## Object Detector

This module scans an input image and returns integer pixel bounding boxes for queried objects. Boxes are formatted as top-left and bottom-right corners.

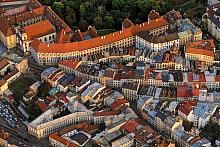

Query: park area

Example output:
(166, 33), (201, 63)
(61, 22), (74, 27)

(9, 75), (37, 105)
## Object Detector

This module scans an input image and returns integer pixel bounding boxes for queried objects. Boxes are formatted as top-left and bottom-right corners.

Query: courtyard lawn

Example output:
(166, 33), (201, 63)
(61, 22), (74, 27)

(97, 29), (117, 36)
(9, 75), (36, 104)
(179, 0), (195, 11)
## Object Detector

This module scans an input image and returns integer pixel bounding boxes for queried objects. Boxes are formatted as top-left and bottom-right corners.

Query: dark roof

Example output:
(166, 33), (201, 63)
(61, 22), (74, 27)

(156, 112), (167, 121)
(70, 133), (89, 145)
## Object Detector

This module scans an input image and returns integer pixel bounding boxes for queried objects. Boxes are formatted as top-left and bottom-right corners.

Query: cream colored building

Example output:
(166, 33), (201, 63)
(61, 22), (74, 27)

(0, 80), (8, 95)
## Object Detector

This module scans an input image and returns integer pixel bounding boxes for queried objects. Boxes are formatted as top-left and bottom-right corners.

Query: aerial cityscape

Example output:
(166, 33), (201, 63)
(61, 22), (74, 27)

(0, 0), (220, 146)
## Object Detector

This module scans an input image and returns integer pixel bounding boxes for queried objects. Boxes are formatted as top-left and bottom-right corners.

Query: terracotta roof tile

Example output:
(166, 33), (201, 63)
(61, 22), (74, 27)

(0, 80), (7, 87)
(111, 98), (129, 109)
(178, 101), (197, 115)
(121, 119), (139, 133)
(122, 18), (134, 29)
(58, 60), (81, 69)
(185, 40), (215, 57)
(24, 20), (56, 40)
(32, 17), (168, 53)
(55, 29), (70, 43)
(0, 18), (14, 37)
(148, 10), (160, 20)
(93, 111), (117, 117)
(0, 59), (10, 70)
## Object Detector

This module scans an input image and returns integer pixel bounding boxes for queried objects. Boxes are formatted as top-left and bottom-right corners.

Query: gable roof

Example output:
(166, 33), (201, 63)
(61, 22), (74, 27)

(32, 17), (168, 53)
(24, 20), (55, 40)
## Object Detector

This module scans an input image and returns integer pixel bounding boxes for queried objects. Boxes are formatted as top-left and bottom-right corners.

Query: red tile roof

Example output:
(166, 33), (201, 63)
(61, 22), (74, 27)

(178, 101), (197, 115)
(199, 73), (206, 82)
(111, 98), (129, 109)
(55, 29), (70, 43)
(38, 101), (49, 112)
(121, 119), (139, 133)
(177, 86), (192, 98)
(49, 133), (78, 147)
(185, 40), (215, 57)
(0, 80), (7, 87)
(24, 20), (55, 40)
(0, 18), (13, 36)
(0, 59), (10, 70)
(216, 75), (220, 82)
(188, 72), (193, 82)
(193, 88), (199, 97)
(58, 60), (81, 69)
(32, 17), (168, 53)
(93, 111), (117, 117)
(148, 10), (160, 20)
(60, 96), (69, 104)
(5, 6), (45, 25)
(122, 18), (134, 29)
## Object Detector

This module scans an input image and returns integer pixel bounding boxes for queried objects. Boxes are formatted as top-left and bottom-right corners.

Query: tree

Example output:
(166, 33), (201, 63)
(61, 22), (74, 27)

(51, 2), (64, 18)
(200, 121), (220, 145)
(93, 16), (102, 29)
(103, 16), (114, 28)
(182, 119), (193, 132)
(110, 10), (121, 20)
(41, 0), (55, 5)
(38, 82), (51, 97)
(112, 0), (125, 10)
(97, 6), (106, 17)
(79, 4), (86, 18)
(115, 18), (123, 30)
(78, 18), (89, 32)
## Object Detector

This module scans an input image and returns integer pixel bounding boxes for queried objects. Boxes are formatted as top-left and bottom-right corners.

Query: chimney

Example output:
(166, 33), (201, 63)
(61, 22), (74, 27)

(113, 33), (114, 36)
(47, 44), (49, 47)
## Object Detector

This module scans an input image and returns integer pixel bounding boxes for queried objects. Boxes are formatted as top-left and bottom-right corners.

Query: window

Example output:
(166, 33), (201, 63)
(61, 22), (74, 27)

(45, 38), (47, 42)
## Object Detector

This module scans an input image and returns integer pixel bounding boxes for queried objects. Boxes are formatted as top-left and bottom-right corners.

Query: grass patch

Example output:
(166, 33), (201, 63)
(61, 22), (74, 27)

(9, 75), (36, 104)
(179, 0), (195, 11)
(97, 29), (117, 36)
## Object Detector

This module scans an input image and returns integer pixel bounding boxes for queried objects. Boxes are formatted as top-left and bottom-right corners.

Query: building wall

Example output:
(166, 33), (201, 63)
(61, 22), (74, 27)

(32, 36), (135, 65)
(185, 53), (214, 64)
(208, 18), (220, 41)
(0, 82), (8, 94)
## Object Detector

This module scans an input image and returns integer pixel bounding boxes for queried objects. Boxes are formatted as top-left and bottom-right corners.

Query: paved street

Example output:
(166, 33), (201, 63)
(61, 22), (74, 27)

(0, 43), (6, 56)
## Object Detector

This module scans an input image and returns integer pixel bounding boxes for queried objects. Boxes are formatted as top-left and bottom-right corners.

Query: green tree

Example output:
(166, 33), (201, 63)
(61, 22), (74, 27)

(200, 121), (220, 144)
(79, 4), (86, 18)
(182, 120), (193, 132)
(93, 16), (102, 29)
(78, 18), (89, 31)
(51, 2), (64, 18)
(97, 6), (106, 17)
(103, 16), (114, 28)
(41, 0), (55, 5)
(110, 10), (121, 20)
(112, 0), (125, 10)
(38, 82), (51, 97)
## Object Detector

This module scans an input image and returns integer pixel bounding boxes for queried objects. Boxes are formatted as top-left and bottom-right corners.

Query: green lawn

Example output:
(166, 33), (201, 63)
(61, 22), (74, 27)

(9, 76), (36, 104)
(97, 29), (117, 36)
(179, 0), (196, 11)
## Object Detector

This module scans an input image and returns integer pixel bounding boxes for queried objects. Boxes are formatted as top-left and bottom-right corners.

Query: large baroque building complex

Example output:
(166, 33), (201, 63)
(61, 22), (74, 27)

(0, 1), (202, 65)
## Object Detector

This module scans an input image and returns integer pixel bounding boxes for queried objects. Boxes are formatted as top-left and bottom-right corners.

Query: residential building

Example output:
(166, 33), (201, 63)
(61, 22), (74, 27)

(204, 4), (220, 41)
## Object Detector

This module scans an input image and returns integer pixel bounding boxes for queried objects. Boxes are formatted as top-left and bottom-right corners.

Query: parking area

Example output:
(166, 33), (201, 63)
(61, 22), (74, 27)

(0, 101), (19, 128)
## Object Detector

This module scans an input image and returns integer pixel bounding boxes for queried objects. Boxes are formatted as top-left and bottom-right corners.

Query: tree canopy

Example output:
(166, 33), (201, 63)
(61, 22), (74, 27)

(40, 0), (178, 31)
